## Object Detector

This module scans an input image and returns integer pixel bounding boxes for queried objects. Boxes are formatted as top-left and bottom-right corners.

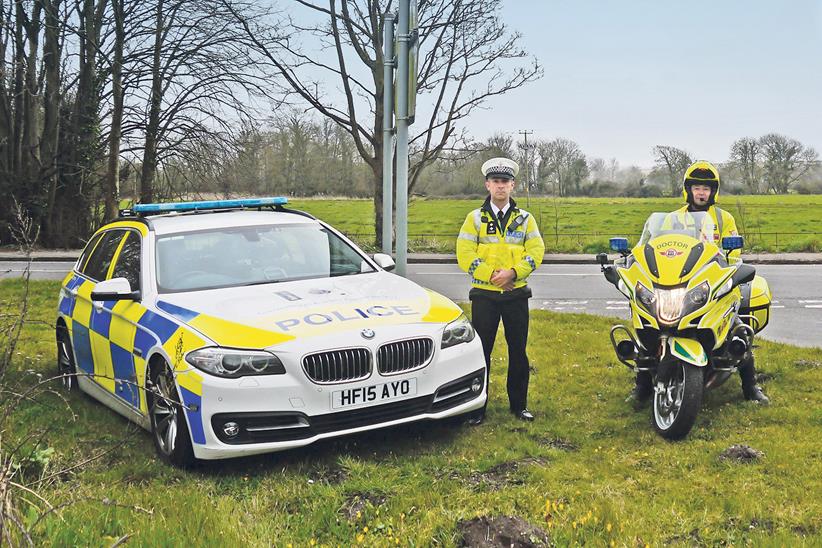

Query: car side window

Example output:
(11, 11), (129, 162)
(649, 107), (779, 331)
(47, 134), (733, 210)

(82, 230), (126, 282)
(76, 232), (104, 273)
(111, 231), (142, 291)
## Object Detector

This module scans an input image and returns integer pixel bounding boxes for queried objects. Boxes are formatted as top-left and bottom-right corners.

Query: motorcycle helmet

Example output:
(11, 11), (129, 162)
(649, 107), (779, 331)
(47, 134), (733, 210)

(682, 160), (721, 206)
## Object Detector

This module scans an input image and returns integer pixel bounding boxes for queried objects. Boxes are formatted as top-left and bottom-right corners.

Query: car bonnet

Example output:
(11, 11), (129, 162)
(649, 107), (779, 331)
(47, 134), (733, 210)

(152, 272), (463, 348)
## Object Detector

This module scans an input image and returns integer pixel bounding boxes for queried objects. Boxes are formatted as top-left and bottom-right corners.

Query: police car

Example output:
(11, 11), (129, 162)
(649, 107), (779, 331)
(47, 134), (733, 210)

(56, 197), (486, 466)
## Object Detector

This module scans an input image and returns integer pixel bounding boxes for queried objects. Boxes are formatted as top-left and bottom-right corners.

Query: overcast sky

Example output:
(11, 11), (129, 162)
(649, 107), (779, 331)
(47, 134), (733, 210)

(461, 0), (822, 167)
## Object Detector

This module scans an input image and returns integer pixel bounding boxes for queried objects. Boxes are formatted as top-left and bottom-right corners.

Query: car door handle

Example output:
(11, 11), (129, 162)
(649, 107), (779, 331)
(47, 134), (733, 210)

(69, 289), (78, 297)
(93, 301), (103, 312)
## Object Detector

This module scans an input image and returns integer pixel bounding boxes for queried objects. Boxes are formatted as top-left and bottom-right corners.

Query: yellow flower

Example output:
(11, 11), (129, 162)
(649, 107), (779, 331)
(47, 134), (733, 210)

(310, 540), (316, 546)
(607, 523), (612, 532)
(356, 511), (362, 520)
(559, 503), (565, 511)
(357, 534), (364, 543)
(572, 521), (577, 529)
(363, 527), (369, 533)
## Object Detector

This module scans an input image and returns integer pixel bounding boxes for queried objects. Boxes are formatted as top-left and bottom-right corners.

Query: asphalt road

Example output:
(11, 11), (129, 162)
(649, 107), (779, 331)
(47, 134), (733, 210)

(405, 263), (822, 350)
(3, 260), (820, 349)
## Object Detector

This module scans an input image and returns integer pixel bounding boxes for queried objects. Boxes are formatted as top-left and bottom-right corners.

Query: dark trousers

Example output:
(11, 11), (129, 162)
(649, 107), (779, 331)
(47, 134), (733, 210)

(470, 292), (531, 414)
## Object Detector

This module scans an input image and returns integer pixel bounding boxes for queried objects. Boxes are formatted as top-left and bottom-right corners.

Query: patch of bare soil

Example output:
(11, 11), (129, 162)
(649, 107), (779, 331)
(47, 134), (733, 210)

(339, 491), (387, 521)
(308, 464), (348, 485)
(457, 515), (550, 547)
(537, 437), (578, 452)
(460, 457), (548, 490)
(719, 444), (764, 462)
(795, 359), (822, 369)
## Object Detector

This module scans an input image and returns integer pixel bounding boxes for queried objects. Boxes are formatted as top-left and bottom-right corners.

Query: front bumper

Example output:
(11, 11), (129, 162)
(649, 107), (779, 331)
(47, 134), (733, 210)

(186, 335), (486, 460)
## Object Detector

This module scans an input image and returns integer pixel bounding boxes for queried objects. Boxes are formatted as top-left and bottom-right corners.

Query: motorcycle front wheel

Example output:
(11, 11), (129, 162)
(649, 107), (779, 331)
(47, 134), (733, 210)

(652, 361), (703, 440)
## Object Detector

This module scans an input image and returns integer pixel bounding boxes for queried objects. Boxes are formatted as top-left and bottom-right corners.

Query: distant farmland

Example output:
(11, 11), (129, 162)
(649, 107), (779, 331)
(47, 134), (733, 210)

(288, 195), (822, 253)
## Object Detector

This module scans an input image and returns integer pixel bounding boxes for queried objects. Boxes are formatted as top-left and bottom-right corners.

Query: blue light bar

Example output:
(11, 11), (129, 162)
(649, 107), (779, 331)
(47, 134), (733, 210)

(610, 237), (629, 252)
(721, 235), (744, 251)
(133, 197), (288, 214)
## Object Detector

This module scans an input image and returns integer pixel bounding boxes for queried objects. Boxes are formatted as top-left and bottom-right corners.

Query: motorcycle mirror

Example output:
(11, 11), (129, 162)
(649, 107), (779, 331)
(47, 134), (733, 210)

(596, 252), (609, 266)
(609, 237), (629, 252)
(721, 235), (744, 251)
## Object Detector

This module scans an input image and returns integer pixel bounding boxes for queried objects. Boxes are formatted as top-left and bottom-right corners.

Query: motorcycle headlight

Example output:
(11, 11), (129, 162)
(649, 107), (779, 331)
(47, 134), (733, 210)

(442, 314), (476, 349)
(635, 282), (656, 315)
(681, 281), (710, 318)
(656, 286), (688, 325)
(185, 347), (286, 378)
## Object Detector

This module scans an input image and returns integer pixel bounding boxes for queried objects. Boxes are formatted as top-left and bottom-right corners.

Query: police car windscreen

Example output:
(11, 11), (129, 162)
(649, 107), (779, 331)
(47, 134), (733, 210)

(155, 224), (375, 292)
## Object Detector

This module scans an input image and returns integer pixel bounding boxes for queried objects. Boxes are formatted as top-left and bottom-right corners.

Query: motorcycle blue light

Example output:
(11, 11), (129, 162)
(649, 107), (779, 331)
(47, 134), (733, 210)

(133, 196), (288, 213)
(610, 237), (629, 252)
(721, 235), (744, 251)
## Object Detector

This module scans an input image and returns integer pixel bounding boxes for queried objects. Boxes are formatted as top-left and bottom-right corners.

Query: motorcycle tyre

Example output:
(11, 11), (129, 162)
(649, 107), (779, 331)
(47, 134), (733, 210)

(651, 361), (703, 441)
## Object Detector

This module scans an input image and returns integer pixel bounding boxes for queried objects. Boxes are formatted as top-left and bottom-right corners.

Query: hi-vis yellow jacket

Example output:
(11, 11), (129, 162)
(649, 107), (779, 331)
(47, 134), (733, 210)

(456, 197), (545, 291)
(673, 205), (741, 262)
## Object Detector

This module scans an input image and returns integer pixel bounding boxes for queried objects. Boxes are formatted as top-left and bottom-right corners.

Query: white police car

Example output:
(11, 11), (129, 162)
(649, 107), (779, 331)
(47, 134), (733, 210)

(56, 198), (486, 466)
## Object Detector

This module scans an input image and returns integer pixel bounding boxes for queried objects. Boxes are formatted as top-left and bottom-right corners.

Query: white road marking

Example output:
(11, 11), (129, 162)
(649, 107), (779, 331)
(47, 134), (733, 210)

(606, 306), (628, 310)
(606, 300), (626, 305)
(799, 300), (822, 304)
(805, 305), (822, 309)
(771, 305), (785, 308)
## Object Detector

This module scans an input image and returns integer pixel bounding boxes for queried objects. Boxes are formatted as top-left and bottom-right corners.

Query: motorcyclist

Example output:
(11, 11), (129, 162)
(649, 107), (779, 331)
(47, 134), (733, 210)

(628, 160), (769, 404)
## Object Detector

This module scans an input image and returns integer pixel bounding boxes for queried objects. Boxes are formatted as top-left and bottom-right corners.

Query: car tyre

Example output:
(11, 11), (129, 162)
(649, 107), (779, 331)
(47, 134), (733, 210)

(56, 324), (77, 392)
(148, 360), (196, 468)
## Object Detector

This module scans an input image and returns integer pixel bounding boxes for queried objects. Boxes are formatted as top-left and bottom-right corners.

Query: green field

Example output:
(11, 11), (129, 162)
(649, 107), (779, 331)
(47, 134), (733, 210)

(286, 195), (822, 254)
(4, 279), (822, 545)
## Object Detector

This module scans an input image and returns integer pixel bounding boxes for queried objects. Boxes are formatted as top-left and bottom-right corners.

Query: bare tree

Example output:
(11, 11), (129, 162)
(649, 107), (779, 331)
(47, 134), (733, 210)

(537, 138), (587, 197)
(729, 137), (762, 194)
(221, 0), (541, 247)
(758, 133), (819, 194)
(652, 145), (692, 197)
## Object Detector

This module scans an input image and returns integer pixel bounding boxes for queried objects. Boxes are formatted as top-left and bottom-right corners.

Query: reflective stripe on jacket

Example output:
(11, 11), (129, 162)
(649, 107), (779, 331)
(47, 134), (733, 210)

(456, 197), (545, 291)
(674, 205), (741, 262)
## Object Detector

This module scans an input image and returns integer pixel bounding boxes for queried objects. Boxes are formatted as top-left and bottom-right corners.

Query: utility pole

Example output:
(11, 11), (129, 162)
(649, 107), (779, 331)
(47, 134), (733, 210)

(395, 0), (410, 276)
(381, 14), (395, 256)
(518, 129), (534, 207)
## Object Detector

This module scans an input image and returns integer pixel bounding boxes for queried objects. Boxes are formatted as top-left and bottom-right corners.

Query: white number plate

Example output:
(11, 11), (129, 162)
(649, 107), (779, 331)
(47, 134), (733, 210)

(332, 378), (418, 409)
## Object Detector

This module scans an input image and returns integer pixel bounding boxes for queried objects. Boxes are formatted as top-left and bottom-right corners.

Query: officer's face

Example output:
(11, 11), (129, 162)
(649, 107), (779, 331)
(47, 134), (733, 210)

(485, 177), (514, 202)
(691, 184), (712, 206)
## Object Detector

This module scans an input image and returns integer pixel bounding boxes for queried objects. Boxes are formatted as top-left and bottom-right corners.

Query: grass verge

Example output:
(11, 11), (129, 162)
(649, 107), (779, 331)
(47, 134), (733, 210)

(3, 279), (822, 546)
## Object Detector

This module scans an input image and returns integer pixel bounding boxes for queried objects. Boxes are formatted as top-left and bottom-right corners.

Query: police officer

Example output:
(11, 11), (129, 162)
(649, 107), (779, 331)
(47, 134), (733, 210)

(628, 160), (769, 404)
(456, 158), (545, 424)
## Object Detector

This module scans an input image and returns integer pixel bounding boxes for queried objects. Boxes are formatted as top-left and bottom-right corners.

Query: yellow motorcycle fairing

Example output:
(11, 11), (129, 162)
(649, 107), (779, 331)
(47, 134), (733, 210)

(617, 233), (744, 345)
(668, 337), (708, 367)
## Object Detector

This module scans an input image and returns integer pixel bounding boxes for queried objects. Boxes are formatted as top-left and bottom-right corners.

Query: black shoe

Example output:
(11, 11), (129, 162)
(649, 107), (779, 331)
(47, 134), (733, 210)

(513, 409), (534, 422)
(467, 414), (485, 426)
(743, 384), (770, 405)
(626, 383), (652, 404)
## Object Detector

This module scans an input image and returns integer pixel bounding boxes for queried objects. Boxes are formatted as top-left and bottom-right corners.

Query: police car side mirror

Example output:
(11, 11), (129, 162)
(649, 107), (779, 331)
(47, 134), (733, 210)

(372, 253), (396, 272)
(91, 277), (140, 302)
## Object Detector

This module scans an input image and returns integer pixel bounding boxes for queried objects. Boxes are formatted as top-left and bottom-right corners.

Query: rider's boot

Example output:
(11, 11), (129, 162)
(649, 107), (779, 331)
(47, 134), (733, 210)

(626, 371), (653, 404)
(739, 355), (769, 404)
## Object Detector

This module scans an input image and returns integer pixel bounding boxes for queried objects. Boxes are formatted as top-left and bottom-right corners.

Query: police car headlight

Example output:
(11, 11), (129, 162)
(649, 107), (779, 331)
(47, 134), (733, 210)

(441, 314), (475, 349)
(185, 347), (286, 378)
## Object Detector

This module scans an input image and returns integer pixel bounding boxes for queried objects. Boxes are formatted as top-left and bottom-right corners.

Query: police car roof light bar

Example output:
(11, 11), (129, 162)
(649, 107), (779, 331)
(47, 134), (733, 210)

(132, 197), (288, 215)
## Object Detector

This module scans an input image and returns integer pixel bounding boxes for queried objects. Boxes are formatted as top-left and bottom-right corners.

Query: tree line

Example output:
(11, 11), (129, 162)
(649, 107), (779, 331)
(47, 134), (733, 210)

(0, 0), (540, 248)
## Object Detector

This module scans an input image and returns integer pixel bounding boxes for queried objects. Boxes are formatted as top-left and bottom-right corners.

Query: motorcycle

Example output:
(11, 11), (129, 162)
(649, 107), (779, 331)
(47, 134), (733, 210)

(597, 211), (772, 439)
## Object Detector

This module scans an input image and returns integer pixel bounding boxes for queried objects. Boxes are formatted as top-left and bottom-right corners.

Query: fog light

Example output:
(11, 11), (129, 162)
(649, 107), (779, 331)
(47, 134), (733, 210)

(471, 377), (482, 393)
(616, 340), (637, 360)
(223, 421), (240, 438)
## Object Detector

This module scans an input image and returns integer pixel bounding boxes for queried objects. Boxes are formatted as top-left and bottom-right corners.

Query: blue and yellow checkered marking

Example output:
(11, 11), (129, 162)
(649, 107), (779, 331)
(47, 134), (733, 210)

(137, 310), (180, 345)
(110, 343), (139, 407)
(157, 301), (200, 322)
